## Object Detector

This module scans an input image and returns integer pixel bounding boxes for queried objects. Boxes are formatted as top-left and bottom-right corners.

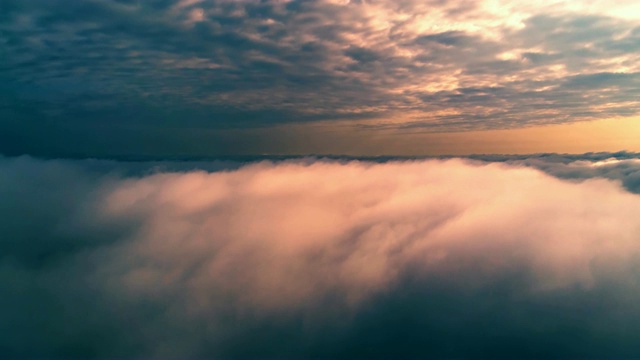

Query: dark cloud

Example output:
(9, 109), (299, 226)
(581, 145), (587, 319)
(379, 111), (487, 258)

(2, 0), (640, 156)
(4, 154), (640, 357)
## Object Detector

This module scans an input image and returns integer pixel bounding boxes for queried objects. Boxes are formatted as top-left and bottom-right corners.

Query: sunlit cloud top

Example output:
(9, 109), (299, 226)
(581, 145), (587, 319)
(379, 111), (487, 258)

(2, 0), (640, 155)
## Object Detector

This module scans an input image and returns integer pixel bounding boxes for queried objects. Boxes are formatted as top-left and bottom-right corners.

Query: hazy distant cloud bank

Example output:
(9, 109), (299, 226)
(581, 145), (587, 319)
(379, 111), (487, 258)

(4, 154), (640, 357)
(472, 151), (640, 193)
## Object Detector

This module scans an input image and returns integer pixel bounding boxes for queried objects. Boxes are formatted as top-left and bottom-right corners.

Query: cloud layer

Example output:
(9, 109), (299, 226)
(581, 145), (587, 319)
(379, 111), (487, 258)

(3, 0), (640, 155)
(4, 154), (640, 357)
(472, 151), (640, 193)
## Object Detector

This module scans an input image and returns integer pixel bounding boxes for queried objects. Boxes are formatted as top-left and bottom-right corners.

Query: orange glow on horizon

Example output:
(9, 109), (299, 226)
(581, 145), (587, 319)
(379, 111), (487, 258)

(248, 116), (640, 156)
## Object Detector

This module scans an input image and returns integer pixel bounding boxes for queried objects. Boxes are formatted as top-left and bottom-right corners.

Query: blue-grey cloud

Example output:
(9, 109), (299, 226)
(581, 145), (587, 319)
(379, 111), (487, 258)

(2, 0), (640, 156)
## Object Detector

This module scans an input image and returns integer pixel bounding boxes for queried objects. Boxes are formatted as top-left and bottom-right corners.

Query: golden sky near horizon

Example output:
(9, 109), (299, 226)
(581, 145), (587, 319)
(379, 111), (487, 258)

(226, 116), (640, 156)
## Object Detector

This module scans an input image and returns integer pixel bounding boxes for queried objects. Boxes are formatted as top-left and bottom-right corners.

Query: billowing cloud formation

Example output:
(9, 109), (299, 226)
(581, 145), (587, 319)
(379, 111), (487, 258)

(3, 0), (640, 156)
(4, 155), (640, 357)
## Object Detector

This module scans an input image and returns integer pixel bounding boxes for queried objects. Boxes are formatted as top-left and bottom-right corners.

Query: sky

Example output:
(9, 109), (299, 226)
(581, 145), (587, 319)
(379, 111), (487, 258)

(2, 0), (640, 156)
(6, 2), (640, 358)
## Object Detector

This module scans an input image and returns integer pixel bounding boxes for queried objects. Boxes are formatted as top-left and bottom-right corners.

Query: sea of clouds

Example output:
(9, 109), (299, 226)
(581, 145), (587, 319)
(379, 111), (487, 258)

(3, 154), (640, 357)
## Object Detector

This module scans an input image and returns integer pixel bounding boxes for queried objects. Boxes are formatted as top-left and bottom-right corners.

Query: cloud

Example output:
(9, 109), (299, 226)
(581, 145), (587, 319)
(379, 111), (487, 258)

(471, 151), (640, 193)
(4, 154), (640, 357)
(3, 0), (640, 156)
